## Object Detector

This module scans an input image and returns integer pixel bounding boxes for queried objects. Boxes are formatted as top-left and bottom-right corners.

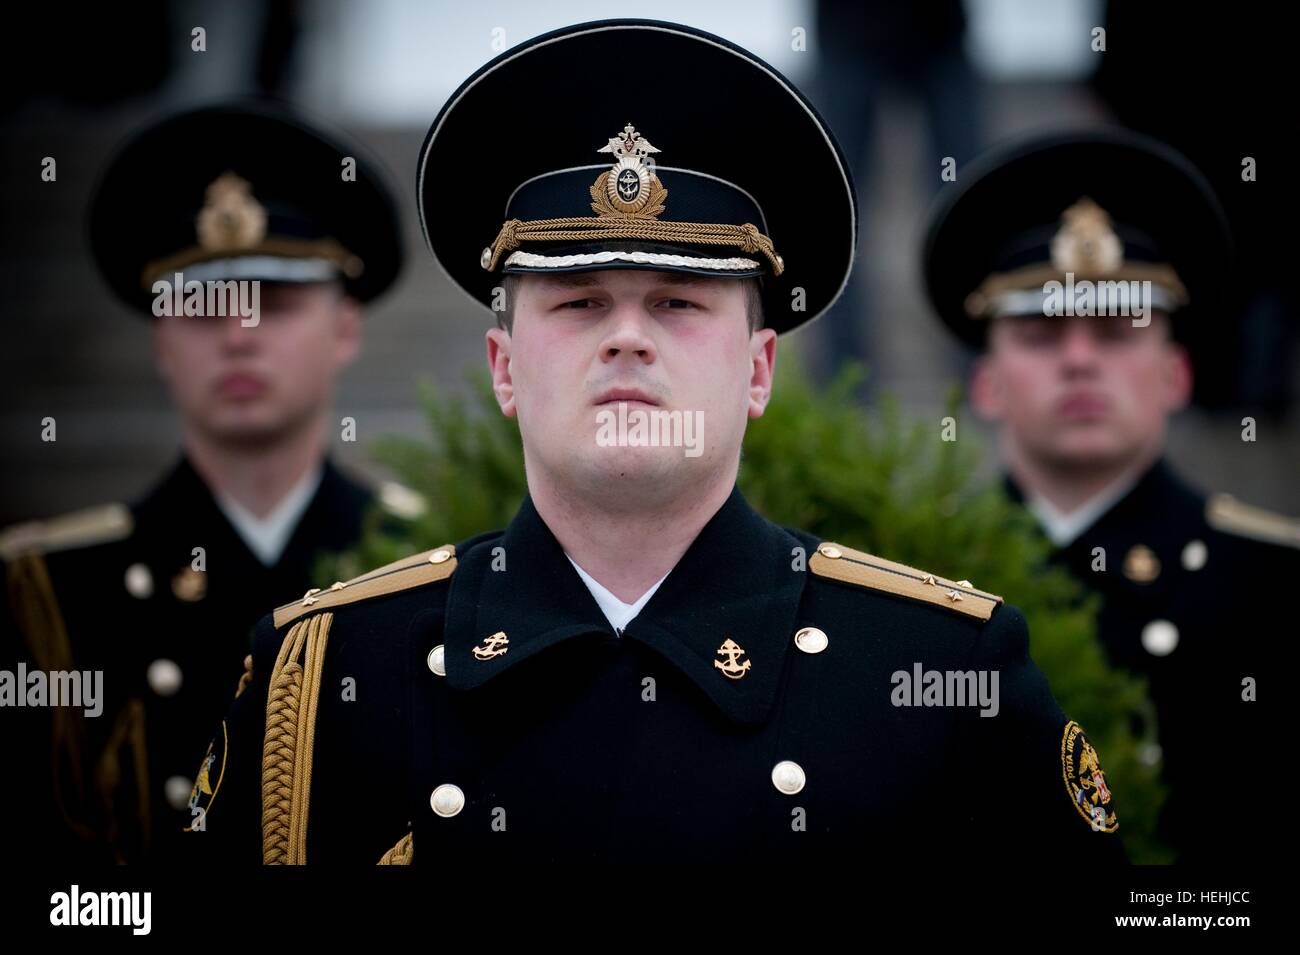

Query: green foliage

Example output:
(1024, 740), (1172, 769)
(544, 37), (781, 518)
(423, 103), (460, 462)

(325, 352), (1168, 862)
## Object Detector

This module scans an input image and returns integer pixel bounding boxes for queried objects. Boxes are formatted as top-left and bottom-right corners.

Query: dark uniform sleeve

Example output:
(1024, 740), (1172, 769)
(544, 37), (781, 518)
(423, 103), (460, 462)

(180, 612), (280, 865)
(952, 603), (1128, 863)
(0, 560), (56, 864)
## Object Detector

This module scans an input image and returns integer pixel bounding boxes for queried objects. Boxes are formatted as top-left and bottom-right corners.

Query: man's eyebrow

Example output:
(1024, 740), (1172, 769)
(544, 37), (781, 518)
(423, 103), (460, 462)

(645, 273), (721, 288)
(533, 272), (605, 289)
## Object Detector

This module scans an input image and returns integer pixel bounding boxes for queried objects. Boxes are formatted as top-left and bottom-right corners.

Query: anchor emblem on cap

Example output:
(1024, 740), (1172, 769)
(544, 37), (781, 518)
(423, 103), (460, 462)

(592, 123), (668, 218)
(196, 171), (268, 252)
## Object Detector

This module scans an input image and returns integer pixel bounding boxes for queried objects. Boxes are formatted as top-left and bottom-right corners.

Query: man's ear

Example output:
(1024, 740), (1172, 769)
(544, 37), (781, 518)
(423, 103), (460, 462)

(969, 354), (1005, 421)
(747, 328), (777, 418)
(1162, 339), (1194, 413)
(486, 327), (516, 417)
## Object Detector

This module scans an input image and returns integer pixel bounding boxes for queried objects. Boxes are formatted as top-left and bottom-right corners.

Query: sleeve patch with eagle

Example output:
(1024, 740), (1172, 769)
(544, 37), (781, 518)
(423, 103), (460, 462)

(1061, 720), (1118, 833)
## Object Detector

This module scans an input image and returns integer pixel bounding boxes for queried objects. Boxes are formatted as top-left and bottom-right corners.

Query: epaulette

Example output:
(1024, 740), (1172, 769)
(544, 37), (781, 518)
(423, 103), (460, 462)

(809, 541), (1003, 622)
(273, 543), (457, 629)
(1206, 493), (1300, 550)
(377, 481), (428, 521)
(263, 541), (456, 864)
(0, 503), (133, 562)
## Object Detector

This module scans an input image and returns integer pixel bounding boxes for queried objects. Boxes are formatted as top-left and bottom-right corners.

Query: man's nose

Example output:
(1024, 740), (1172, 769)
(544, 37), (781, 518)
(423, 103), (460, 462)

(599, 305), (657, 364)
(219, 313), (260, 350)
(1059, 321), (1103, 368)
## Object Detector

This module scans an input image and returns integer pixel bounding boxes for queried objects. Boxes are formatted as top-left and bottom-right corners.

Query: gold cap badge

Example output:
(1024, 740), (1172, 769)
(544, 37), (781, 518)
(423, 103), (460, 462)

(1049, 197), (1123, 274)
(196, 171), (268, 252)
(591, 123), (668, 219)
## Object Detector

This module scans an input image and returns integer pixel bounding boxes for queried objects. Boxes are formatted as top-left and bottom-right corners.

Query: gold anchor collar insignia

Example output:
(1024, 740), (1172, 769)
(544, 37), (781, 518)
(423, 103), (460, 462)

(1123, 544), (1161, 583)
(472, 630), (510, 661)
(713, 637), (752, 680)
(171, 565), (207, 602)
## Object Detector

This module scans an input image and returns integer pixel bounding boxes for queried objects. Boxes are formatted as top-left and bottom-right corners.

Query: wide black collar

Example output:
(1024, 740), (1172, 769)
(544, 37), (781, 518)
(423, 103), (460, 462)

(443, 485), (809, 726)
(1004, 457), (1205, 554)
(131, 453), (371, 572)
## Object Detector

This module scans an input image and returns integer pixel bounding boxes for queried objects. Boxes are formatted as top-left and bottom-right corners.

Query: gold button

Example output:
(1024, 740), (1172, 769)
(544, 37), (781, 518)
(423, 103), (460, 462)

(171, 566), (207, 602)
(429, 548), (451, 564)
(1123, 544), (1160, 583)
(427, 645), (446, 677)
(430, 783), (465, 818)
(818, 543), (842, 559)
(771, 760), (806, 795)
(794, 626), (828, 654)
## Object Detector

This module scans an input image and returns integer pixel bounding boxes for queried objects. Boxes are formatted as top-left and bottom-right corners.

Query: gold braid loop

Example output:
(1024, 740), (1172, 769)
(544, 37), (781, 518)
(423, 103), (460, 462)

(261, 611), (332, 865)
(4, 553), (96, 841)
(484, 216), (784, 276)
(377, 830), (414, 865)
(95, 697), (150, 863)
(235, 653), (254, 700)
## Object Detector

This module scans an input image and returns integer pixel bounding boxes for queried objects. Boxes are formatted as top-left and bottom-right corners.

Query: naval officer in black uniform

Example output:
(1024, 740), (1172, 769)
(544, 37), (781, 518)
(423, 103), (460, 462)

(923, 129), (1293, 864)
(0, 102), (408, 863)
(187, 21), (1125, 866)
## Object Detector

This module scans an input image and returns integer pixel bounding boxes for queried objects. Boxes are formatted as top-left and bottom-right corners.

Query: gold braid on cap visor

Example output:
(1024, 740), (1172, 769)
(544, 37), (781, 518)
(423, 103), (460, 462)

(481, 216), (784, 276)
(477, 126), (784, 277)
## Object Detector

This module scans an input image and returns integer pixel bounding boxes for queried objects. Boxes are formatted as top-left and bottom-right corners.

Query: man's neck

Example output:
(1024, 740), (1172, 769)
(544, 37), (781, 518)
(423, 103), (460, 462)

(183, 420), (328, 519)
(531, 471), (735, 604)
(1003, 433), (1160, 515)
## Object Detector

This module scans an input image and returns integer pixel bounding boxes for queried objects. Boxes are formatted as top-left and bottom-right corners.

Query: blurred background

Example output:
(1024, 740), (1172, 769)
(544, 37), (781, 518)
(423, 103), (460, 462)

(1, 0), (1294, 523)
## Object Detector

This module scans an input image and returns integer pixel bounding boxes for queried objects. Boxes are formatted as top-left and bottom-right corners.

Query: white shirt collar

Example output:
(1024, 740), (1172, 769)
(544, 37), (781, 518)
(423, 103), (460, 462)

(1025, 468), (1143, 547)
(564, 553), (672, 635)
(214, 463), (324, 566)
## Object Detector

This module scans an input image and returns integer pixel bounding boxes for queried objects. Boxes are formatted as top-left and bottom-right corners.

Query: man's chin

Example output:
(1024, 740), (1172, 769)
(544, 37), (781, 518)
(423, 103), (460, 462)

(574, 449), (701, 496)
(1041, 434), (1135, 471)
(201, 414), (295, 448)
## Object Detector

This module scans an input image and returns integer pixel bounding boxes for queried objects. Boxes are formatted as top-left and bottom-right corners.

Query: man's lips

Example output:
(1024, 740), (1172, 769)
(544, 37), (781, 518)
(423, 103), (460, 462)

(1057, 392), (1110, 418)
(594, 388), (660, 407)
(216, 373), (269, 398)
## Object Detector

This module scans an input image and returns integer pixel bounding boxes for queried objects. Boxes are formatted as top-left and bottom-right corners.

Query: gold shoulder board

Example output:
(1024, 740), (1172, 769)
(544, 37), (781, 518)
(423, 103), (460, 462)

(809, 541), (1003, 622)
(273, 544), (458, 629)
(1206, 493), (1300, 550)
(0, 503), (133, 561)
